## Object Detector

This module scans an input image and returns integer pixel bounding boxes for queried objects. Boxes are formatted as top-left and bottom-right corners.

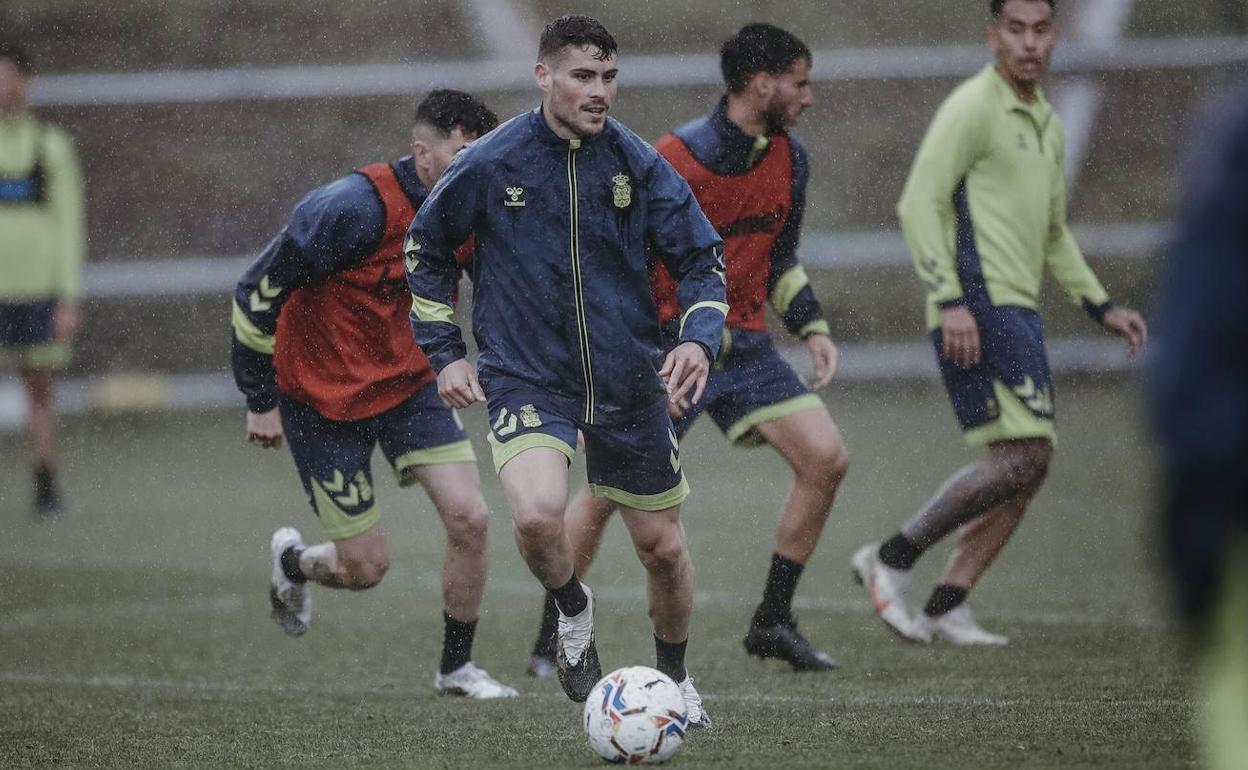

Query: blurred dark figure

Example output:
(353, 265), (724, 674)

(0, 42), (86, 518)
(1150, 84), (1248, 770)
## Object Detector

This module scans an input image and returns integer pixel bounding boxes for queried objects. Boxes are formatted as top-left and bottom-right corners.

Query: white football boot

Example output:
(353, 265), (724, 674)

(678, 675), (712, 730)
(914, 605), (1009, 646)
(434, 662), (519, 699)
(851, 543), (927, 642)
(269, 527), (311, 637)
(555, 584), (602, 703)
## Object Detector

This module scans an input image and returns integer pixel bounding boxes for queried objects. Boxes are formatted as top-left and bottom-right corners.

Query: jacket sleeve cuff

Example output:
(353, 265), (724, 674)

(246, 391), (279, 414)
(936, 296), (968, 309)
(1083, 298), (1115, 323)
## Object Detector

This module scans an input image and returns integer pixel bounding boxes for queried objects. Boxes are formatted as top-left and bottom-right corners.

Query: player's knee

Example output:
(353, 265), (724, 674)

(1000, 441), (1052, 492)
(444, 497), (489, 548)
(338, 552), (389, 590)
(794, 438), (849, 492)
(635, 529), (687, 576)
(513, 507), (563, 544)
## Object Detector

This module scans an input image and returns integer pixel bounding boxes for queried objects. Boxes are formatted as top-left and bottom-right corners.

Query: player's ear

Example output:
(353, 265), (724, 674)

(535, 60), (552, 94)
(750, 71), (776, 101)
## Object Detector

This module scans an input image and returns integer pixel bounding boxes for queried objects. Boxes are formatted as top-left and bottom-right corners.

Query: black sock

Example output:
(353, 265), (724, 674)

(752, 553), (804, 627)
(654, 636), (687, 683)
(280, 546), (307, 583)
(549, 574), (588, 617)
(923, 584), (969, 617)
(440, 613), (477, 674)
(34, 464), (56, 499)
(533, 592), (559, 657)
(878, 533), (921, 571)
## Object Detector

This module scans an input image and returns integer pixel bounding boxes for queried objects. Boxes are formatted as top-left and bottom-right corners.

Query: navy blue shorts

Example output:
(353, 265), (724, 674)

(0, 300), (67, 368)
(484, 376), (688, 512)
(278, 381), (475, 540)
(932, 305), (1056, 447)
(674, 328), (823, 447)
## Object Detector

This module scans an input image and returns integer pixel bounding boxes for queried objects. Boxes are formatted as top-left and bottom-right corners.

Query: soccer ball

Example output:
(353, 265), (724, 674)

(583, 666), (689, 764)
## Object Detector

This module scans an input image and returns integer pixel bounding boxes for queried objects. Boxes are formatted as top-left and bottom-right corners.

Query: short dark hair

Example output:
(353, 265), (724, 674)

(414, 89), (499, 138)
(991, 0), (1057, 16)
(538, 15), (618, 62)
(720, 23), (811, 94)
(0, 42), (33, 74)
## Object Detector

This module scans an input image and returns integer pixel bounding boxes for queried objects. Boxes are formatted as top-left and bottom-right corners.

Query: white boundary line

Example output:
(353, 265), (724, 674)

(29, 37), (1248, 107)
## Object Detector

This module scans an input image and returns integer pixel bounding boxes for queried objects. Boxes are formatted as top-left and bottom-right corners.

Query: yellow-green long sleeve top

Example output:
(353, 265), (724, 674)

(0, 111), (86, 301)
(897, 66), (1110, 330)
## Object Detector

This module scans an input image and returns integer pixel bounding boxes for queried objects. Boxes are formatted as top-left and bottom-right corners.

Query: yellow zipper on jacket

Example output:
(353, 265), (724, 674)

(567, 138), (594, 424)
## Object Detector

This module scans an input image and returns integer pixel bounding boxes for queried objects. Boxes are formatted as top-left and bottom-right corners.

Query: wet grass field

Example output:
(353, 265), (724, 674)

(0, 379), (1192, 767)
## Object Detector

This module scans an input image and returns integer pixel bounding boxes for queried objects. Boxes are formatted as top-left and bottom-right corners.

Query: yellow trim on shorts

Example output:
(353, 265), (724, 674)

(392, 439), (476, 487)
(962, 380), (1057, 448)
(488, 431), (576, 475)
(590, 474), (690, 512)
(724, 393), (825, 448)
(310, 479), (380, 541)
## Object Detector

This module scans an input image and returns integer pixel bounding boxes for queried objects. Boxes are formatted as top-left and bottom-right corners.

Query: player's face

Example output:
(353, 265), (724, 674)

(763, 57), (814, 132)
(988, 0), (1058, 87)
(536, 45), (618, 138)
(0, 59), (30, 113)
(413, 126), (477, 188)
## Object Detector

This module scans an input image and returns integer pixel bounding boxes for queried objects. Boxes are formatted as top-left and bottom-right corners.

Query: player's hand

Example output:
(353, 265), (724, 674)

(667, 397), (690, 420)
(53, 300), (81, 344)
(247, 408), (284, 449)
(437, 358), (485, 409)
(1102, 307), (1148, 356)
(660, 341), (710, 408)
(805, 333), (840, 389)
(940, 305), (981, 368)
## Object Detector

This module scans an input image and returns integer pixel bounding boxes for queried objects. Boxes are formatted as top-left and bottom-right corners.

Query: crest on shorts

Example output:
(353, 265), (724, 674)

(519, 404), (543, 428)
(611, 173), (632, 209)
(504, 186), (526, 207)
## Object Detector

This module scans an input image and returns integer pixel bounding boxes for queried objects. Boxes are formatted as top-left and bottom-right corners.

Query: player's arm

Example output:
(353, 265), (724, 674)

(1044, 127), (1146, 354)
(46, 128), (86, 342)
(231, 181), (384, 445)
(766, 137), (837, 388)
(404, 153), (483, 408)
(897, 87), (990, 367)
(645, 155), (728, 406)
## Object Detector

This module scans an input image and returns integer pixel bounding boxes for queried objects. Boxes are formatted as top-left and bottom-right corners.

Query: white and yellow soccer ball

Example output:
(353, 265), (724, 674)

(583, 666), (689, 764)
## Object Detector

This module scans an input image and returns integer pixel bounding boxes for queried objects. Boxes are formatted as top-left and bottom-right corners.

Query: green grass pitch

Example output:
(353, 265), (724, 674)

(0, 379), (1193, 767)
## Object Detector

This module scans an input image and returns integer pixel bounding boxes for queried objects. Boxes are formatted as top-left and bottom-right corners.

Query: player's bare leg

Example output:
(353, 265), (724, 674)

(415, 462), (489, 621)
(22, 367), (61, 516)
(912, 491), (1030, 646)
(618, 503), (709, 727)
(528, 486), (614, 676)
(500, 447), (599, 701)
(855, 438), (1051, 641)
(268, 524), (388, 637)
(745, 407), (847, 670)
(942, 492), (1028, 590)
(415, 461), (516, 698)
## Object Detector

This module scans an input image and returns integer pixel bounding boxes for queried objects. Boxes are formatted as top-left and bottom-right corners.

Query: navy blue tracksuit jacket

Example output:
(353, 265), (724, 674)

(405, 108), (728, 425)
